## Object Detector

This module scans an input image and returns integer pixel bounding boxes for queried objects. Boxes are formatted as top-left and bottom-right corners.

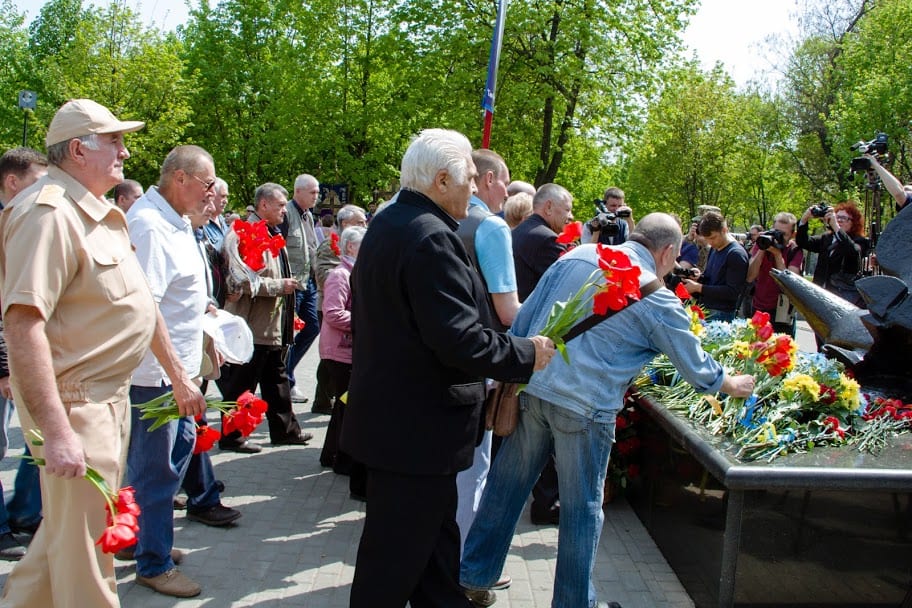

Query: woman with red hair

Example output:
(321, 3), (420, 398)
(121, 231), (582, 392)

(796, 201), (871, 307)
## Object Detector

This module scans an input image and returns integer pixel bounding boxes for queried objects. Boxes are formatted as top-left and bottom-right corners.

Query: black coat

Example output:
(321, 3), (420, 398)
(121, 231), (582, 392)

(340, 189), (536, 475)
(512, 213), (565, 302)
(796, 222), (870, 305)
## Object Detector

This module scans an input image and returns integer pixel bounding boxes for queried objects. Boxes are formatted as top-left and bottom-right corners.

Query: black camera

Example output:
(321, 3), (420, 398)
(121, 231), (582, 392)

(810, 202), (831, 218)
(756, 229), (785, 251)
(851, 132), (888, 156)
(850, 132), (888, 173)
(588, 200), (619, 237)
(665, 265), (699, 289)
(616, 208), (631, 219)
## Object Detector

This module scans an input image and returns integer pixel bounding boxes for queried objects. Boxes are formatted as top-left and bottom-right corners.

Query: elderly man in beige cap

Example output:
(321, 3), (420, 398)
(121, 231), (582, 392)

(0, 99), (206, 608)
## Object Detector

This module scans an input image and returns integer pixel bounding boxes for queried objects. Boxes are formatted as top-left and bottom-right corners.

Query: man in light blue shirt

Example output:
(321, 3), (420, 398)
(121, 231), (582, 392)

(460, 213), (756, 608)
(455, 149), (518, 592)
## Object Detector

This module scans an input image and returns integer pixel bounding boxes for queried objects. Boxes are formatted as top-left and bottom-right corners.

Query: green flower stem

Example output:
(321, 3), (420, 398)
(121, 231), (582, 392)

(133, 393), (241, 432)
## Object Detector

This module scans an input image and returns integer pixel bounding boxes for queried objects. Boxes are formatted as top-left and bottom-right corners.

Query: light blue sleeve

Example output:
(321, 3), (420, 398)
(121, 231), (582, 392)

(474, 215), (517, 293)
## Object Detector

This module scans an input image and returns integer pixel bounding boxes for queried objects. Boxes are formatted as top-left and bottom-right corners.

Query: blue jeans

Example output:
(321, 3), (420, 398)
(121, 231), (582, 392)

(126, 384), (195, 577)
(181, 450), (220, 512)
(0, 398), (42, 534)
(6, 445), (42, 531)
(286, 277), (320, 387)
(460, 393), (616, 608)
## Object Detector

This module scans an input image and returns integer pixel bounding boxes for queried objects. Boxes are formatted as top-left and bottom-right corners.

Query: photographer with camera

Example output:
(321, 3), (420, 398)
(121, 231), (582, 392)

(682, 212), (748, 321)
(863, 154), (912, 213)
(796, 201), (870, 308)
(584, 186), (634, 245)
(746, 212), (804, 336)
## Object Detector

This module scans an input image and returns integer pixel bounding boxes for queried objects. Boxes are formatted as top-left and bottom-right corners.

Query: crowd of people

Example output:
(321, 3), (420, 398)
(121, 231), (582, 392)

(0, 98), (908, 608)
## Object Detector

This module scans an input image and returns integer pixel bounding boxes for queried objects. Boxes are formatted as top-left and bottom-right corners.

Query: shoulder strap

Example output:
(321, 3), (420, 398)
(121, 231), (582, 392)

(561, 278), (664, 343)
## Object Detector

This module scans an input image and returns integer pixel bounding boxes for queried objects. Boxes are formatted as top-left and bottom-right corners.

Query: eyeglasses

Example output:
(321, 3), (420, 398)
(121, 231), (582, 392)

(835, 215), (852, 221)
(190, 174), (216, 191)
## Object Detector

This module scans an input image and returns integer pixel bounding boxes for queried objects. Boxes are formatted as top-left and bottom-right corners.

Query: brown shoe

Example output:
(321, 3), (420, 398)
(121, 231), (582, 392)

(116, 548), (185, 565)
(464, 587), (496, 607)
(136, 568), (201, 598)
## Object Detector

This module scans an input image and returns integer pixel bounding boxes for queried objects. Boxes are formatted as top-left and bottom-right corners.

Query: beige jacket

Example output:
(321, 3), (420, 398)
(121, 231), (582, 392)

(223, 213), (291, 346)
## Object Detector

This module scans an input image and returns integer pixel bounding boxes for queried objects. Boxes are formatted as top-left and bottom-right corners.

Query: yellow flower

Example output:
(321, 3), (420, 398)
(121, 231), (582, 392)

(780, 373), (819, 402)
(733, 340), (752, 359)
(837, 374), (860, 410)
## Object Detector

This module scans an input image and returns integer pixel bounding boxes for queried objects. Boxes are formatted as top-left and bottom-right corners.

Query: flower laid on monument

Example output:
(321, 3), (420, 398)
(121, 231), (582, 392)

(232, 219), (285, 272)
(23, 430), (140, 553)
(634, 304), (912, 462)
(606, 394), (644, 500)
(134, 390), (268, 453)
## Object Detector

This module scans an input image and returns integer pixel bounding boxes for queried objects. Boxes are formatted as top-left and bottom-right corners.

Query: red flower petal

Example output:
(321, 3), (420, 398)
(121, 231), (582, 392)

(751, 310), (770, 328)
(96, 524), (137, 553)
(555, 221), (583, 244)
(674, 282), (690, 300)
(193, 425), (220, 455)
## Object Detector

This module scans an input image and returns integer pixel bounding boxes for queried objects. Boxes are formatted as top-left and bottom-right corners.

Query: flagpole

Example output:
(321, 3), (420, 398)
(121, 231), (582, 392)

(481, 0), (508, 149)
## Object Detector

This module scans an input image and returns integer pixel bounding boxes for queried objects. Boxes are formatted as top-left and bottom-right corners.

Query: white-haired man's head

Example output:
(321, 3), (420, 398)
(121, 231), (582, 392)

(400, 129), (474, 192)
(400, 129), (477, 219)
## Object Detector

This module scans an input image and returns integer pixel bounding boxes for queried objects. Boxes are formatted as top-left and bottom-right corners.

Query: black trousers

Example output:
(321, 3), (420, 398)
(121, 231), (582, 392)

(319, 359), (352, 468)
(216, 345), (302, 443)
(350, 469), (471, 608)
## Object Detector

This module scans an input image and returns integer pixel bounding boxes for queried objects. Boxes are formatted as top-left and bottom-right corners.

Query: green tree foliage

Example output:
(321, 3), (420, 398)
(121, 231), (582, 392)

(830, 0), (912, 189)
(626, 65), (740, 220)
(0, 0), (33, 149)
(6, 0), (910, 227)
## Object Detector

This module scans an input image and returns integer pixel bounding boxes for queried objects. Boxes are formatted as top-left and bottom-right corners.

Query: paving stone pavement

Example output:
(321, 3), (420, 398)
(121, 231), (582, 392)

(0, 344), (694, 608)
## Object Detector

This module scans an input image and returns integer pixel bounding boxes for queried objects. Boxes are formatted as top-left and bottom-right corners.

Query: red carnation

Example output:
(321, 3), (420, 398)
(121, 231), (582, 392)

(330, 232), (341, 256)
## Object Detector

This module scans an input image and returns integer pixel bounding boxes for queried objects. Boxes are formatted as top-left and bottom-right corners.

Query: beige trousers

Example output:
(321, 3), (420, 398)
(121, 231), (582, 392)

(0, 397), (131, 608)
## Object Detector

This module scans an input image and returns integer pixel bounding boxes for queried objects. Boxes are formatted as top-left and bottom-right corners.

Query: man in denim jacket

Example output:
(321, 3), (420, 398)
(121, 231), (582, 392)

(460, 213), (755, 608)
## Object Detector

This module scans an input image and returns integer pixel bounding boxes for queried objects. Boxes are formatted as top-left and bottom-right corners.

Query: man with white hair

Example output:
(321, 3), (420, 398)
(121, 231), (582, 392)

(0, 98), (206, 608)
(341, 128), (555, 608)
(283, 174), (321, 405)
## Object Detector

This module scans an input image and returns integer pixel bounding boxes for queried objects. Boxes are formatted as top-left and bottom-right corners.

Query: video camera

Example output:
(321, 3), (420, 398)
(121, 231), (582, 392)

(588, 200), (620, 237)
(756, 228), (785, 251)
(850, 132), (888, 173)
(665, 265), (699, 290)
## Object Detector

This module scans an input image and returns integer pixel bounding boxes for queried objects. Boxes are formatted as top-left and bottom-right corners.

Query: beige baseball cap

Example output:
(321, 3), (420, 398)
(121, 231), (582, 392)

(45, 99), (145, 147)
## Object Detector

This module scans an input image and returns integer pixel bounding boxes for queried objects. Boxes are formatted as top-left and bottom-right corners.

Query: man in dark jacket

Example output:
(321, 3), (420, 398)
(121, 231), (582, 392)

(682, 211), (748, 321)
(512, 183), (574, 302)
(341, 128), (555, 608)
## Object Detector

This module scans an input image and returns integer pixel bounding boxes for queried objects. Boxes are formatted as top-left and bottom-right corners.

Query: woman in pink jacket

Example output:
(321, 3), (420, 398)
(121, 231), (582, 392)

(318, 226), (367, 490)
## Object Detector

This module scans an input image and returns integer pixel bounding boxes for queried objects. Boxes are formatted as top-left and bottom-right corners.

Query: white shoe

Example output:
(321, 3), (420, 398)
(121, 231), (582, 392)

(290, 386), (309, 403)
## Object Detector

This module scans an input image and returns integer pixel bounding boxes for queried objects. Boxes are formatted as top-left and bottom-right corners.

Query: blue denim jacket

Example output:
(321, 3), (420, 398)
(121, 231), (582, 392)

(511, 242), (725, 417)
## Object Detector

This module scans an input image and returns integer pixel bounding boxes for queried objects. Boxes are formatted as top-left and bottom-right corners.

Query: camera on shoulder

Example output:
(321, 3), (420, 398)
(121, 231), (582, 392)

(850, 132), (888, 173)
(588, 200), (620, 237)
